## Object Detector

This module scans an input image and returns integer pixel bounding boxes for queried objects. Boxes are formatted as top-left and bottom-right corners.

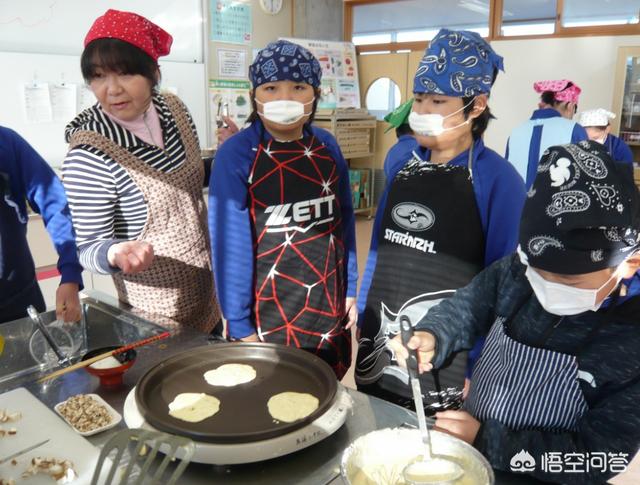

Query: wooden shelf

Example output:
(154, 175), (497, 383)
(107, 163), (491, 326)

(345, 151), (375, 159)
(314, 111), (377, 215)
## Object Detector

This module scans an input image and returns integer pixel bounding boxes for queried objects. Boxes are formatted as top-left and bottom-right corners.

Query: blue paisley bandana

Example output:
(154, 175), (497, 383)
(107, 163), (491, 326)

(413, 29), (504, 97)
(249, 40), (322, 89)
(519, 141), (640, 274)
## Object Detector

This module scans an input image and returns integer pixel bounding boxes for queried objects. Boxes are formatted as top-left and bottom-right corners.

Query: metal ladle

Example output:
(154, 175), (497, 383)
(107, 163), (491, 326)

(399, 316), (464, 485)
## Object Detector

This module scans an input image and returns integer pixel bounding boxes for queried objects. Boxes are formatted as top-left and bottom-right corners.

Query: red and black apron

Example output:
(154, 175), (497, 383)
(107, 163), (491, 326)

(248, 134), (351, 379)
(356, 148), (484, 407)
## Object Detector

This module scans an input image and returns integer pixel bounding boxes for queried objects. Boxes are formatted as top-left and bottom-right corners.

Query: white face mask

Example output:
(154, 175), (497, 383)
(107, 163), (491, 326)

(594, 136), (607, 145)
(525, 266), (619, 316)
(256, 98), (314, 125)
(408, 97), (475, 137)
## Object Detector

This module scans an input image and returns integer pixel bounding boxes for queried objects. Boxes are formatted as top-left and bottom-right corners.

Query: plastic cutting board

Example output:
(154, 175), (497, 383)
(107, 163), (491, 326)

(0, 387), (103, 484)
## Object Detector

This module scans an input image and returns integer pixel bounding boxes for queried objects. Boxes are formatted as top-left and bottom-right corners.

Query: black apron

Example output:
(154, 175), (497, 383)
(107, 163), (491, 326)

(356, 147), (485, 408)
(0, 172), (44, 323)
(248, 133), (351, 379)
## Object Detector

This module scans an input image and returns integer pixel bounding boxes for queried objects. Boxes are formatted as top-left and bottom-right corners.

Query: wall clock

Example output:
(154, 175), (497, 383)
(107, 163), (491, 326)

(259, 0), (283, 15)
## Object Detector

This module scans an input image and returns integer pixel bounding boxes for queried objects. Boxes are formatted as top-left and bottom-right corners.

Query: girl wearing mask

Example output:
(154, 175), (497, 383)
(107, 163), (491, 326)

(356, 29), (525, 409)
(209, 40), (357, 379)
(63, 10), (221, 333)
(393, 142), (640, 485)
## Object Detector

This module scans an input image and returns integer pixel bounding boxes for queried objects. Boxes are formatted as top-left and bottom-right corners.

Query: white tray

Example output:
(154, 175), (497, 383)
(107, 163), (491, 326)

(54, 393), (122, 437)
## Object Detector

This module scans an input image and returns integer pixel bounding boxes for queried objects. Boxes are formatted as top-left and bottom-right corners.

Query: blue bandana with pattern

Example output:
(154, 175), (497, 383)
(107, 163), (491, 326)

(249, 40), (322, 89)
(413, 29), (504, 97)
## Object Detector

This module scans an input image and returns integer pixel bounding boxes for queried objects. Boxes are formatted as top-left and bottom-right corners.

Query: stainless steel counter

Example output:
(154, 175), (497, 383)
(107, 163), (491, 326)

(2, 292), (540, 484)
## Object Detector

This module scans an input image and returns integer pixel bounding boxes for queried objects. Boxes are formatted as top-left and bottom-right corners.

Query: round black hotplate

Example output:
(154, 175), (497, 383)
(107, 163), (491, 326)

(135, 343), (337, 443)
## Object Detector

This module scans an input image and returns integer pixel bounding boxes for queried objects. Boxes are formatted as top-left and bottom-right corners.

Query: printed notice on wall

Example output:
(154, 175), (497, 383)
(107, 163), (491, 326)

(210, 0), (252, 44)
(217, 48), (247, 78)
(23, 82), (52, 123)
(50, 83), (77, 122)
(209, 79), (251, 148)
(78, 85), (97, 112)
(280, 38), (360, 109)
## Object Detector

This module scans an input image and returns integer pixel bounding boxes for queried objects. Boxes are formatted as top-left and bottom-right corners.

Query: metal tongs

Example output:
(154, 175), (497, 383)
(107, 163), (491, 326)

(400, 315), (463, 485)
(27, 305), (70, 366)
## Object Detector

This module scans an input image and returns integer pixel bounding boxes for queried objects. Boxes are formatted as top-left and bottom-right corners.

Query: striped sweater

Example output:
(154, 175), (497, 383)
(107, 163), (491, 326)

(62, 92), (199, 274)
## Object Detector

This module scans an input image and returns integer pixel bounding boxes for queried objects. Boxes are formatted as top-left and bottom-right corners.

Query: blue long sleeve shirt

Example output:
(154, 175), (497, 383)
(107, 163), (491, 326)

(506, 108), (588, 189)
(209, 121), (358, 339)
(604, 133), (634, 165)
(0, 126), (83, 290)
(357, 137), (526, 321)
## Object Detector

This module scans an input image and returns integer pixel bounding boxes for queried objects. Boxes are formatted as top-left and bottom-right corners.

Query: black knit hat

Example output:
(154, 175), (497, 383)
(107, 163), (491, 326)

(519, 141), (640, 274)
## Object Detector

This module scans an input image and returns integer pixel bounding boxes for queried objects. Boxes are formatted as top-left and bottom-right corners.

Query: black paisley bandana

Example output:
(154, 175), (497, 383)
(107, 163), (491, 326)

(519, 141), (640, 274)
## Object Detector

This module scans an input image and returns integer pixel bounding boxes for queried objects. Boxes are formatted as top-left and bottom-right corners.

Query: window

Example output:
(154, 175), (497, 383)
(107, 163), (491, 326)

(365, 77), (401, 120)
(562, 0), (639, 28)
(352, 0), (490, 46)
(345, 0), (640, 50)
(352, 33), (392, 46)
(500, 0), (557, 36)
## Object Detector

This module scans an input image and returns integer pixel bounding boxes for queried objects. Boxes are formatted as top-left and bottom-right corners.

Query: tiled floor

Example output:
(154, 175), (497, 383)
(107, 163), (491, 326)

(341, 215), (374, 389)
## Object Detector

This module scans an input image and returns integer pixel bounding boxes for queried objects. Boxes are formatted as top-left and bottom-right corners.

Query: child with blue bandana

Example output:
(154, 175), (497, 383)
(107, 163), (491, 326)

(392, 141), (640, 484)
(209, 40), (358, 379)
(356, 29), (526, 411)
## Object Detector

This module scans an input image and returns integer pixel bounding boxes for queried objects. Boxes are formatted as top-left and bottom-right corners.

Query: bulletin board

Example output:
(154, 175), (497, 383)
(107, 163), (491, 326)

(281, 37), (361, 110)
(0, 0), (203, 62)
(0, 0), (209, 167)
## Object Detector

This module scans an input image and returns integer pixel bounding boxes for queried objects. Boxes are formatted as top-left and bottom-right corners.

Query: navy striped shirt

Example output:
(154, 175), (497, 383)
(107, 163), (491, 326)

(62, 93), (197, 274)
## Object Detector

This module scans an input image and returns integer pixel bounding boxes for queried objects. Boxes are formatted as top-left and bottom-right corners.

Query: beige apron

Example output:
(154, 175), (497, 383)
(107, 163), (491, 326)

(69, 94), (220, 332)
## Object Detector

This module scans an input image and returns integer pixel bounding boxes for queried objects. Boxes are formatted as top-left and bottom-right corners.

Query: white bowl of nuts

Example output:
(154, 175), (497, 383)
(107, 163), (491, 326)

(54, 394), (122, 436)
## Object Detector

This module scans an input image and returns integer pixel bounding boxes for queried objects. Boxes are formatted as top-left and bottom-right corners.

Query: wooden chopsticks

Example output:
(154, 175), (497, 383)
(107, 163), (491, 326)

(37, 331), (171, 383)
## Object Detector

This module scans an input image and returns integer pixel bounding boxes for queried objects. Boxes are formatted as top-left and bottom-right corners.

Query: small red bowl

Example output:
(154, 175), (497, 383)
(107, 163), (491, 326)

(82, 346), (137, 388)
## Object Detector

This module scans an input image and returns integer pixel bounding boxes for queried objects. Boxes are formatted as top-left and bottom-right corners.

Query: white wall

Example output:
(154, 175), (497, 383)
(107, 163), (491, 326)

(484, 35), (640, 155)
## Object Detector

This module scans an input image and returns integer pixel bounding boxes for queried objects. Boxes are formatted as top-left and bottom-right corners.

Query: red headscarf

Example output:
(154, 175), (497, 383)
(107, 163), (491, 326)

(84, 9), (172, 62)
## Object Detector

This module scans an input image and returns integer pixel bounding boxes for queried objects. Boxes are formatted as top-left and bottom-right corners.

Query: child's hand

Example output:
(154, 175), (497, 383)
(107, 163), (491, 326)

(387, 331), (436, 373)
(56, 282), (81, 322)
(344, 297), (357, 329)
(434, 410), (481, 444)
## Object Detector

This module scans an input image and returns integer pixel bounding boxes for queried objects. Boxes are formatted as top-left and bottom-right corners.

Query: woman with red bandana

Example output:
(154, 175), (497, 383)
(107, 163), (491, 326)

(62, 10), (221, 333)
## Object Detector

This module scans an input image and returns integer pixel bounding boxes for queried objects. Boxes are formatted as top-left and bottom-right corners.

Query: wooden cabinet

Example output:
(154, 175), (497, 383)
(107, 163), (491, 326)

(314, 109), (377, 216)
(612, 46), (640, 186)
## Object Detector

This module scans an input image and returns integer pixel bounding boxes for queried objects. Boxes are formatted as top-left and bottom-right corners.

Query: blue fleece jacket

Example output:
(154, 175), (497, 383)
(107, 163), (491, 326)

(209, 121), (358, 339)
(604, 133), (634, 166)
(0, 127), (83, 297)
(358, 137), (526, 321)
